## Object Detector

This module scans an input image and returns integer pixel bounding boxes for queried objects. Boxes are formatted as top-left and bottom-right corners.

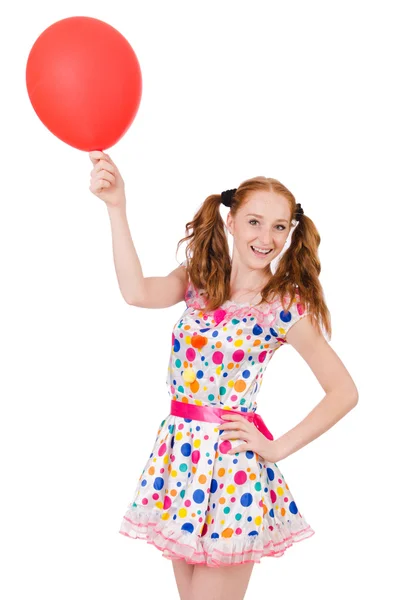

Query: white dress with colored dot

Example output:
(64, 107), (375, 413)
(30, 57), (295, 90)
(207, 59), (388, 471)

(119, 264), (315, 567)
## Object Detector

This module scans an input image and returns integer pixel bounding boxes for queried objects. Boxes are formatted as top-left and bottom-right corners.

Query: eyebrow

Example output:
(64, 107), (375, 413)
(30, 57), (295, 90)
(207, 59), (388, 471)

(246, 213), (289, 224)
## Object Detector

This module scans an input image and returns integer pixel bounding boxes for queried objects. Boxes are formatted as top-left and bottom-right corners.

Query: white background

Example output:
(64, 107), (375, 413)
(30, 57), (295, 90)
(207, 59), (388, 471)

(1, 1), (395, 598)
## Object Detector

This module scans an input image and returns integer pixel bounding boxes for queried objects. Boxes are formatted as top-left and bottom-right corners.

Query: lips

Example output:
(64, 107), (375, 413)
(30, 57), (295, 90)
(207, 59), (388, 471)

(251, 246), (273, 257)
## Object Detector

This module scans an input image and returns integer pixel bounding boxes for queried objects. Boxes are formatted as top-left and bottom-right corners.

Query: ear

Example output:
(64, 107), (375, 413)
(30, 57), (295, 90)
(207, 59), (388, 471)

(226, 213), (234, 236)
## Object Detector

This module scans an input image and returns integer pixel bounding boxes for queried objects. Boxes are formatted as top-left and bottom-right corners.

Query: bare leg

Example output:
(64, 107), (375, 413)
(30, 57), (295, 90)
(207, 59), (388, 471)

(172, 559), (195, 600)
(191, 562), (255, 600)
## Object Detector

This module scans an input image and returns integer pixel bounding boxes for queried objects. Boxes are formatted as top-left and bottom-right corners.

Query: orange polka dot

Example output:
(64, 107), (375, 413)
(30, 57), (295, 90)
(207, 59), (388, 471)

(222, 528), (234, 538)
(198, 474), (207, 484)
(190, 380), (199, 393)
(234, 380), (246, 392)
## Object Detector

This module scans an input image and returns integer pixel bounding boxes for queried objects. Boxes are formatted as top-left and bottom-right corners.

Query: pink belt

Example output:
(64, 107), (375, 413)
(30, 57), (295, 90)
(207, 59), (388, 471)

(170, 399), (274, 440)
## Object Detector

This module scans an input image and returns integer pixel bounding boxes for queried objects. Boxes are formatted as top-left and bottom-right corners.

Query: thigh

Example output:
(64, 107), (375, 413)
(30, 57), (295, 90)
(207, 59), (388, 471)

(191, 561), (255, 600)
(171, 559), (195, 600)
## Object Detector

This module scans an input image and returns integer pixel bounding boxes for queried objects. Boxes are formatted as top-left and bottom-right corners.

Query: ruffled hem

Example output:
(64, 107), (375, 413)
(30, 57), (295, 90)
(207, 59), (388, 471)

(119, 506), (315, 567)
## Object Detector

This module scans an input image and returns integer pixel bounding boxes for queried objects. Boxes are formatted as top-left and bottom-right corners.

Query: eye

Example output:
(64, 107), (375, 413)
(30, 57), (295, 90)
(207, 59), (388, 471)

(249, 219), (286, 231)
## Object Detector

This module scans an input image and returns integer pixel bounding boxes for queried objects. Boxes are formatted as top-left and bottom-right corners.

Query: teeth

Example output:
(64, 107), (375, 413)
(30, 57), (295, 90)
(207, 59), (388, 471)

(252, 246), (272, 254)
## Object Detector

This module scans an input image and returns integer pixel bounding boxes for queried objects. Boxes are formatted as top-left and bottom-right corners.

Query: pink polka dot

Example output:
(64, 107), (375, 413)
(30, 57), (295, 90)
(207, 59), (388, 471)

(192, 450), (201, 464)
(212, 351), (224, 365)
(270, 490), (277, 503)
(152, 493), (159, 500)
(186, 347), (196, 361)
(214, 308), (227, 324)
(142, 498), (148, 505)
(258, 350), (267, 363)
(219, 440), (232, 454)
(236, 528), (242, 535)
(158, 443), (167, 457)
(232, 349), (245, 362)
(185, 499), (192, 507)
(234, 470), (247, 485)
(163, 495), (172, 510)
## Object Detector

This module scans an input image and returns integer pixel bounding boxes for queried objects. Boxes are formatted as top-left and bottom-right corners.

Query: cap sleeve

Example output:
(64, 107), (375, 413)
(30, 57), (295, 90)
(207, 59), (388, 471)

(277, 289), (311, 343)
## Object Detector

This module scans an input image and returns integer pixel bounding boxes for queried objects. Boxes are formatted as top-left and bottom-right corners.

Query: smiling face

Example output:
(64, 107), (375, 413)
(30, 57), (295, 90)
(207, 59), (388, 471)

(226, 189), (292, 271)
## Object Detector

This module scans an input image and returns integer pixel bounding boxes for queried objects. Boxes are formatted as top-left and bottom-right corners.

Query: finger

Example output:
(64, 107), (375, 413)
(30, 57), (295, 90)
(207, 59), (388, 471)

(94, 161), (116, 176)
(219, 432), (240, 440)
(221, 414), (245, 423)
(101, 152), (117, 168)
(89, 180), (111, 193)
(89, 150), (107, 165)
(93, 169), (116, 185)
(228, 443), (248, 455)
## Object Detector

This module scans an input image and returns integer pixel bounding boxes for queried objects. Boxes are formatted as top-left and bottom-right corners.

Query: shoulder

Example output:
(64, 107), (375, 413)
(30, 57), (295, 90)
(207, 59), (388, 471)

(275, 288), (312, 344)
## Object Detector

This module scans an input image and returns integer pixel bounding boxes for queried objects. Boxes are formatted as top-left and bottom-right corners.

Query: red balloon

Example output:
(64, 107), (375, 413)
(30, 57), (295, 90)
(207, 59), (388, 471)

(26, 16), (142, 151)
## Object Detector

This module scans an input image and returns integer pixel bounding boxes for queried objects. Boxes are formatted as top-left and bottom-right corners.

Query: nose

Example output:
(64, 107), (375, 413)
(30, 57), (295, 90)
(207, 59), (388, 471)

(256, 230), (273, 245)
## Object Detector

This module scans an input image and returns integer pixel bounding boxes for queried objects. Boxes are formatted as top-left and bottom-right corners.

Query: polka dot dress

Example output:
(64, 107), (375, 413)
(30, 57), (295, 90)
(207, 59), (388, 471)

(119, 263), (315, 567)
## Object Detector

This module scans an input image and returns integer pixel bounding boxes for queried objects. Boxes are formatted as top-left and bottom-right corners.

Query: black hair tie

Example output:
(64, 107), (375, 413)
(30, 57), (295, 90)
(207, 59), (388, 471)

(221, 188), (237, 207)
(295, 203), (304, 220)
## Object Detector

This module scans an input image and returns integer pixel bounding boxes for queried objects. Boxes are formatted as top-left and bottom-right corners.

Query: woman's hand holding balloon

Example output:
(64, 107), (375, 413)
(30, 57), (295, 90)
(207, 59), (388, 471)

(89, 151), (126, 210)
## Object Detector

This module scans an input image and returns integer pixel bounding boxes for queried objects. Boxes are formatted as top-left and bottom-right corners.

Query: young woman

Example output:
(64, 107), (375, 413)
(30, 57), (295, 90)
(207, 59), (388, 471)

(89, 150), (358, 600)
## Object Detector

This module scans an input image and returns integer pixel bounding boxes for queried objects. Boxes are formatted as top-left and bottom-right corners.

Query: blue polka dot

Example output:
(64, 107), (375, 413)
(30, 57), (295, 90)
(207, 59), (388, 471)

(181, 443), (192, 457)
(181, 523), (194, 533)
(153, 477), (164, 490)
(240, 493), (253, 507)
(253, 324), (263, 336)
(173, 339), (180, 352)
(289, 501), (298, 514)
(210, 479), (218, 494)
(196, 370), (204, 379)
(266, 467), (275, 481)
(242, 370), (250, 378)
(193, 489), (205, 504)
(211, 532), (220, 539)
(280, 310), (292, 324)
